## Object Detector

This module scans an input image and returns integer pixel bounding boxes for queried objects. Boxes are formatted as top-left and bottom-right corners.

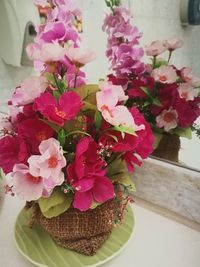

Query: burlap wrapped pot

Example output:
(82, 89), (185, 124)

(35, 199), (115, 256)
(152, 133), (180, 162)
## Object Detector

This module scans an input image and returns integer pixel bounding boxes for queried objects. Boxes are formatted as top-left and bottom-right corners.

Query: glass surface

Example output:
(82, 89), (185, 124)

(0, 0), (199, 171)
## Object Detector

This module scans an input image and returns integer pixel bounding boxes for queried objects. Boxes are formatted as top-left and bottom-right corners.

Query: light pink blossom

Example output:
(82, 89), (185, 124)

(152, 65), (178, 84)
(11, 76), (47, 106)
(178, 83), (198, 101)
(163, 39), (183, 51)
(156, 108), (178, 131)
(102, 105), (144, 131)
(97, 81), (128, 111)
(145, 40), (167, 56)
(12, 164), (43, 201)
(65, 47), (96, 67)
(28, 138), (66, 180)
(181, 67), (200, 87)
(34, 0), (49, 7)
(26, 43), (67, 62)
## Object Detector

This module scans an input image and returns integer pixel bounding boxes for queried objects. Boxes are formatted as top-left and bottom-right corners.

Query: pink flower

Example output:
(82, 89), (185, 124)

(12, 164), (43, 201)
(65, 47), (96, 67)
(163, 39), (184, 51)
(0, 136), (29, 174)
(152, 65), (178, 84)
(97, 81), (144, 131)
(156, 108), (178, 131)
(102, 105), (145, 131)
(34, 92), (81, 126)
(181, 67), (200, 87)
(34, 0), (48, 7)
(178, 83), (198, 101)
(37, 21), (79, 45)
(145, 40), (167, 56)
(27, 138), (66, 193)
(97, 81), (128, 111)
(11, 76), (47, 106)
(17, 117), (54, 154)
(66, 137), (114, 211)
(26, 43), (66, 63)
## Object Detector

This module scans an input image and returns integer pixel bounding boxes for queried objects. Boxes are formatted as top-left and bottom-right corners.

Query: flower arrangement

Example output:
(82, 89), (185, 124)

(103, 1), (200, 161)
(0, 0), (154, 256)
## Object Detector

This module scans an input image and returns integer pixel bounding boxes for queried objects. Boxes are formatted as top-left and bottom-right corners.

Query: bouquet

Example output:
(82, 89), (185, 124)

(0, 0), (154, 255)
(103, 1), (200, 162)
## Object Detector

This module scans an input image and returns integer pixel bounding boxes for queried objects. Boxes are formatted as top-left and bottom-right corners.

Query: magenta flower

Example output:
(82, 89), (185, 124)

(38, 21), (79, 45)
(0, 136), (29, 174)
(17, 117), (54, 154)
(34, 92), (81, 126)
(66, 137), (114, 211)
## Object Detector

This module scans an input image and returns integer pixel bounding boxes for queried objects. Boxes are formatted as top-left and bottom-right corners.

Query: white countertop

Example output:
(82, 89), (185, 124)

(0, 195), (200, 267)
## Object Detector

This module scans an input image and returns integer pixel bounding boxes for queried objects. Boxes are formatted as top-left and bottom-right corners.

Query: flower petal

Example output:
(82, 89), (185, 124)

(73, 191), (93, 211)
(93, 176), (114, 203)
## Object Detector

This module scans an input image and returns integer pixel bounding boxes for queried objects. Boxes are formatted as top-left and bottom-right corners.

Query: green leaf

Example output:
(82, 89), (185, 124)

(114, 125), (137, 136)
(107, 158), (136, 193)
(38, 188), (73, 218)
(0, 168), (5, 180)
(90, 202), (101, 209)
(39, 119), (60, 133)
(119, 174), (136, 193)
(140, 86), (151, 97)
(58, 129), (66, 147)
(95, 110), (102, 131)
(153, 131), (163, 149)
(82, 101), (97, 112)
(75, 84), (99, 105)
(53, 91), (61, 100)
(173, 127), (192, 139)
(152, 98), (162, 107)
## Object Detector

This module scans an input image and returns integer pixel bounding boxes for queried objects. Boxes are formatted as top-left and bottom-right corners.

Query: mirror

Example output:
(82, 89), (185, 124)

(0, 0), (199, 172)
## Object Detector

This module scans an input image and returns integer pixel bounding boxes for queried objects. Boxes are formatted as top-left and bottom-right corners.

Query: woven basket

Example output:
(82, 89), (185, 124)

(152, 133), (180, 162)
(35, 199), (115, 256)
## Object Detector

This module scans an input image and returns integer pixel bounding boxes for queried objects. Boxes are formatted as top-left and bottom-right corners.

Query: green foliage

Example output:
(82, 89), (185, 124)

(58, 129), (66, 147)
(107, 158), (136, 193)
(114, 125), (136, 137)
(105, 0), (121, 8)
(75, 84), (99, 104)
(38, 187), (73, 218)
(173, 127), (192, 139)
(153, 131), (163, 149)
(140, 86), (162, 107)
(94, 110), (102, 131)
(40, 119), (60, 133)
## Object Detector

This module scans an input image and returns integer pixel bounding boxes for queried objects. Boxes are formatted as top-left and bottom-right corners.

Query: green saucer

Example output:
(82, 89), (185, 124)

(14, 206), (134, 267)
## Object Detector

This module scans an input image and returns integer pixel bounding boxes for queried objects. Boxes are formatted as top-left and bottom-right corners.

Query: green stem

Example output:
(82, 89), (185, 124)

(65, 130), (91, 138)
(53, 73), (62, 93)
(105, 152), (124, 169)
(168, 51), (172, 63)
(152, 56), (157, 69)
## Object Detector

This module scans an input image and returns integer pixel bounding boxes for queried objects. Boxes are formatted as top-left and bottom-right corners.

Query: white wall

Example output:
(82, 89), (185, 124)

(130, 0), (200, 75)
